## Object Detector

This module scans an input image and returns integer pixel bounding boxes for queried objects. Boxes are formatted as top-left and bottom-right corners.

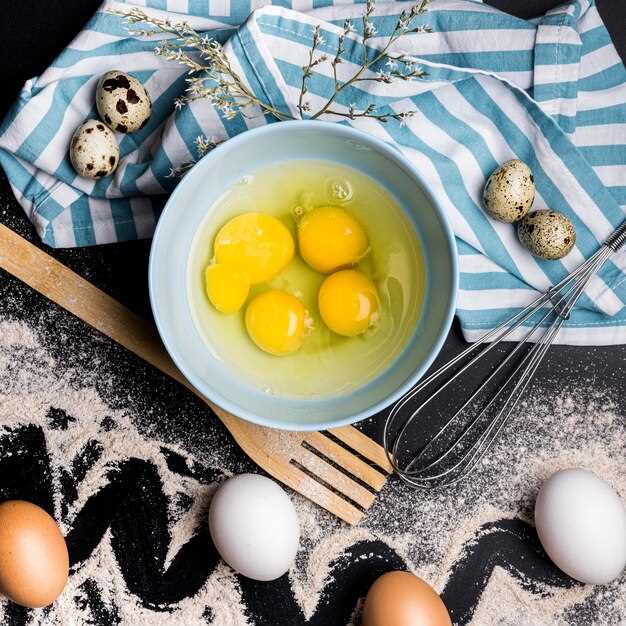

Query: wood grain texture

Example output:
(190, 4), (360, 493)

(0, 223), (390, 525)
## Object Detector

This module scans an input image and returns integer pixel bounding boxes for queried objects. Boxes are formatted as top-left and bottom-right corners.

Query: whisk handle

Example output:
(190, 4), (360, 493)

(605, 219), (626, 252)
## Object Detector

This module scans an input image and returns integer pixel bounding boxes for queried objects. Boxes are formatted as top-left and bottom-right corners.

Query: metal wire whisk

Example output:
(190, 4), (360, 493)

(384, 219), (626, 490)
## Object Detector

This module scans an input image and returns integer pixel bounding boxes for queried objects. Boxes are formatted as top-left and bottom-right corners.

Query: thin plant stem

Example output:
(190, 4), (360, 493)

(112, 0), (430, 125)
(310, 0), (430, 120)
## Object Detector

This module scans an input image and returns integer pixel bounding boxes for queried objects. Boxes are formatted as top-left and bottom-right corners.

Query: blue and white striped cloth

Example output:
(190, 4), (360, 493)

(1, 0), (625, 345)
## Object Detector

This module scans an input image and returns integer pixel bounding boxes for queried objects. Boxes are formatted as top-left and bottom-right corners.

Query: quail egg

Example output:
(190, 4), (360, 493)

(483, 159), (535, 223)
(517, 210), (576, 260)
(96, 70), (151, 134)
(69, 119), (119, 179)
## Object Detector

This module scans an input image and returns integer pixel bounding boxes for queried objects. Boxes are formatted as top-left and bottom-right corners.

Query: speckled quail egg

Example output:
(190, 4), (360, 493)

(483, 159), (535, 223)
(96, 70), (151, 134)
(517, 210), (576, 260)
(69, 119), (119, 179)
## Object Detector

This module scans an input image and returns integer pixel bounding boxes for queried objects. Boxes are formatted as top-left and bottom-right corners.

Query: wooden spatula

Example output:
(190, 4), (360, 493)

(0, 224), (391, 524)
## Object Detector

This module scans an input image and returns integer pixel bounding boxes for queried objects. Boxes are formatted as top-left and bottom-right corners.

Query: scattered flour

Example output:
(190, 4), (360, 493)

(0, 317), (623, 625)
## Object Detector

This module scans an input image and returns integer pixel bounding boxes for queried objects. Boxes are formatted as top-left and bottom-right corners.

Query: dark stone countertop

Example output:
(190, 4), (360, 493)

(0, 2), (624, 625)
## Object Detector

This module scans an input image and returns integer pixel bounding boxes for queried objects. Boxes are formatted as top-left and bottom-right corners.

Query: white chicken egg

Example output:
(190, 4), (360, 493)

(535, 468), (626, 584)
(209, 474), (300, 581)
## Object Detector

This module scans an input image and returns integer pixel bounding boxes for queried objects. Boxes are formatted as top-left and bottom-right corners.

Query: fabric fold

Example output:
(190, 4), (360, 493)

(0, 0), (625, 345)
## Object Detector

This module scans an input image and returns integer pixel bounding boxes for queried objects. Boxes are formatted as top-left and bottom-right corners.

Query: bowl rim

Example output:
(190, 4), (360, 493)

(149, 120), (458, 431)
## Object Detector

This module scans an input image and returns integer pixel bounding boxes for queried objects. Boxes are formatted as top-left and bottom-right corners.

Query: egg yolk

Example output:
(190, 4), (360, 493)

(245, 290), (307, 356)
(214, 213), (294, 284)
(318, 270), (379, 337)
(205, 264), (250, 314)
(297, 206), (369, 274)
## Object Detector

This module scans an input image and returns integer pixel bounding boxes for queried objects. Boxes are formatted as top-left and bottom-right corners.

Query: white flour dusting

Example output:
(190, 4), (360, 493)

(0, 318), (623, 625)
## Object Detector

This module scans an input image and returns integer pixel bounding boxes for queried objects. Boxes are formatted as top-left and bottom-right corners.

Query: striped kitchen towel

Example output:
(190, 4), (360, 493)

(0, 0), (624, 345)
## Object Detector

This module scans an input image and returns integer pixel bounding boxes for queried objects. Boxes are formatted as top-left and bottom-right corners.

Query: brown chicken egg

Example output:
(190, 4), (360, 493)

(0, 500), (69, 608)
(361, 571), (452, 626)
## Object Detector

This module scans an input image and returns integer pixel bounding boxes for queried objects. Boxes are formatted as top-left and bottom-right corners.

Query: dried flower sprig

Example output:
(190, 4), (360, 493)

(112, 0), (430, 124)
(166, 134), (220, 178)
(307, 0), (431, 122)
(110, 8), (290, 121)
(297, 25), (329, 117)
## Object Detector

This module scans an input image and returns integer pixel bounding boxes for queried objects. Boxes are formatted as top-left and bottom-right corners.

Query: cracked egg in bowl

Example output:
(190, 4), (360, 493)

(149, 121), (457, 430)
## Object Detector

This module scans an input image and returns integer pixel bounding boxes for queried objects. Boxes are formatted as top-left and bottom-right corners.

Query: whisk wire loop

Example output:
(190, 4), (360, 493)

(385, 220), (626, 489)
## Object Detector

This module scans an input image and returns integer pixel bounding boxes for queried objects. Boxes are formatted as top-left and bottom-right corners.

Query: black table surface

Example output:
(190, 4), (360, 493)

(0, 2), (624, 626)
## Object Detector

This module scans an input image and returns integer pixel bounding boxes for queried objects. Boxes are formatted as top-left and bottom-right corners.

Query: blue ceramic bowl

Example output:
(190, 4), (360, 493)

(149, 121), (457, 431)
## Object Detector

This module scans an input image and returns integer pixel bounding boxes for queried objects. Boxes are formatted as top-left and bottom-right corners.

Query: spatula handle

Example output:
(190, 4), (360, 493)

(0, 224), (393, 524)
(0, 223), (240, 427)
